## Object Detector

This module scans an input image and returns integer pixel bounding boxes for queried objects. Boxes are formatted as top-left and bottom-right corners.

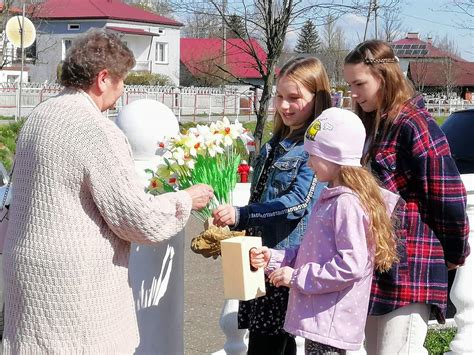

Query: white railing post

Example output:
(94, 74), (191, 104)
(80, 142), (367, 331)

(213, 183), (251, 355)
(213, 183), (305, 355)
(445, 174), (474, 355)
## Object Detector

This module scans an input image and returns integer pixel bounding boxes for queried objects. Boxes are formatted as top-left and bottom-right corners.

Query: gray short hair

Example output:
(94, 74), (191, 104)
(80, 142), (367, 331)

(60, 28), (135, 89)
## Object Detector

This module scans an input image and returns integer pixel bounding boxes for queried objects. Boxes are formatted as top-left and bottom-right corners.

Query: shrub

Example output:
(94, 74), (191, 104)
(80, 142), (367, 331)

(425, 327), (456, 355)
(124, 72), (173, 86)
(0, 119), (25, 171)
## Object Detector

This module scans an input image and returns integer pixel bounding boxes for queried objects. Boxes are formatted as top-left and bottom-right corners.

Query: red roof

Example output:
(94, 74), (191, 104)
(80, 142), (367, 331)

(409, 61), (474, 86)
(107, 26), (157, 36)
(180, 38), (268, 80)
(30, 0), (182, 27)
(391, 36), (466, 62)
(0, 3), (22, 14)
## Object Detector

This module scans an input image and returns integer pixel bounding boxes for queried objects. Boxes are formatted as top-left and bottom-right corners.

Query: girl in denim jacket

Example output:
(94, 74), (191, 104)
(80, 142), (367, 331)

(213, 57), (331, 355)
(250, 108), (399, 354)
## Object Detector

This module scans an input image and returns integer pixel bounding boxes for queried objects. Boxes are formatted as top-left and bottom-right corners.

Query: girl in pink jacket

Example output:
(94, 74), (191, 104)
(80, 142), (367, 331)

(251, 107), (399, 354)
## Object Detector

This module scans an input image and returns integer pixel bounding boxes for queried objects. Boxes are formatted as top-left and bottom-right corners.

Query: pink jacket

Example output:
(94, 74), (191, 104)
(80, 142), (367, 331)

(267, 186), (399, 350)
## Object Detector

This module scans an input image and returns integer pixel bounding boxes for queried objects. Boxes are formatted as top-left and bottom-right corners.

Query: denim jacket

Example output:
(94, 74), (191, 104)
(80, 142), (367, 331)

(234, 137), (323, 249)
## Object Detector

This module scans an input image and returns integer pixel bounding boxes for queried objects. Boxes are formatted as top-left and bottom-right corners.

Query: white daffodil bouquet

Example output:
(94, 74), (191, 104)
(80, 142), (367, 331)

(147, 117), (255, 222)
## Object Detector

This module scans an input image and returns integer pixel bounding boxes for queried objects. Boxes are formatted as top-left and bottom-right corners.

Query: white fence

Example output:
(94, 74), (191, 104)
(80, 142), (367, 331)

(0, 83), (274, 121)
(1, 83), (472, 121)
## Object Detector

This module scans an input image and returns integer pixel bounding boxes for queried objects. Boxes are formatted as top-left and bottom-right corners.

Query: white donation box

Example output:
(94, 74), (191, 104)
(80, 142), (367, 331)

(220, 236), (266, 301)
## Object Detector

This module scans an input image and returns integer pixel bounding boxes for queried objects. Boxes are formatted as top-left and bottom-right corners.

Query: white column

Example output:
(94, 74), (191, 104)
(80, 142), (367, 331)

(115, 99), (183, 355)
(213, 183), (250, 355)
(129, 161), (185, 355)
(446, 173), (474, 355)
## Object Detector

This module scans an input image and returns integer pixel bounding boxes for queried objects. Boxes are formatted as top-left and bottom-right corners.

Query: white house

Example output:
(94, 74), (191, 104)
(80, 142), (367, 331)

(26, 0), (183, 84)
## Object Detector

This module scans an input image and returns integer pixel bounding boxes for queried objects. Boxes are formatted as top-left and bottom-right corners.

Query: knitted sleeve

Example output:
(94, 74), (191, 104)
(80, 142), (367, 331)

(78, 118), (192, 245)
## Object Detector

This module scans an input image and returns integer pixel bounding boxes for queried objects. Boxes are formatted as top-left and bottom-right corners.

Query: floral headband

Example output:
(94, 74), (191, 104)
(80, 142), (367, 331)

(364, 56), (399, 65)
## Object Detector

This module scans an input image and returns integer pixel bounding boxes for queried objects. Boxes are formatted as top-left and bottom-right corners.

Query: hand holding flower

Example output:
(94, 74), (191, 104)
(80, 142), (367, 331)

(212, 204), (237, 227)
(185, 184), (214, 210)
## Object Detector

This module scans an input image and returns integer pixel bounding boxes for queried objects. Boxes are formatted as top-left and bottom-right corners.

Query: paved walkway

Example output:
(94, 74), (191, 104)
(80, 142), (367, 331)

(184, 217), (226, 354)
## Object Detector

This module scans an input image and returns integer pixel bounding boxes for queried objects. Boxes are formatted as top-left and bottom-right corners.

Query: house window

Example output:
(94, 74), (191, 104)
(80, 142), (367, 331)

(62, 39), (72, 60)
(68, 24), (80, 31)
(6, 75), (19, 83)
(155, 42), (167, 63)
(15, 40), (37, 63)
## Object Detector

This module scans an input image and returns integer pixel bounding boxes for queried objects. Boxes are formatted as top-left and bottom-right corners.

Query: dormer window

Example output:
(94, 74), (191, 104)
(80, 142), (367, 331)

(68, 24), (80, 31)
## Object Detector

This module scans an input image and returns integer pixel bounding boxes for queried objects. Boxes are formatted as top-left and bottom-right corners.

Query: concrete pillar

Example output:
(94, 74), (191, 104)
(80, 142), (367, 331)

(213, 183), (305, 355)
(446, 173), (474, 355)
(116, 99), (184, 355)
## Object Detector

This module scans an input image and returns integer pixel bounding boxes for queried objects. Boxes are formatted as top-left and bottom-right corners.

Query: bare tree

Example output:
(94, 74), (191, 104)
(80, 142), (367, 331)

(440, 57), (459, 97)
(350, 0), (403, 41)
(320, 15), (347, 87)
(124, 0), (174, 17)
(408, 60), (430, 93)
(443, 0), (474, 30)
(170, 0), (365, 155)
(181, 52), (232, 86)
(377, 6), (403, 42)
(434, 34), (461, 57)
(433, 35), (461, 97)
(181, 11), (222, 38)
(0, 0), (15, 69)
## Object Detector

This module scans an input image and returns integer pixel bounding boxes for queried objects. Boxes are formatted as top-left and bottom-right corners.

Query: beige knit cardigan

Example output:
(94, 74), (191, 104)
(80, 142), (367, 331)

(2, 89), (192, 354)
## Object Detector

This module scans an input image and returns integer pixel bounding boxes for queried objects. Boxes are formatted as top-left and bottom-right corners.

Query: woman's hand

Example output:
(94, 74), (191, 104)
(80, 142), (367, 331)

(268, 266), (294, 288)
(185, 184), (214, 210)
(250, 247), (271, 269)
(212, 204), (237, 227)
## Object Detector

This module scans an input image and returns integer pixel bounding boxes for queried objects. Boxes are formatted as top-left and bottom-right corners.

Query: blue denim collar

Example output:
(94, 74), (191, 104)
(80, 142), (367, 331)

(270, 136), (301, 151)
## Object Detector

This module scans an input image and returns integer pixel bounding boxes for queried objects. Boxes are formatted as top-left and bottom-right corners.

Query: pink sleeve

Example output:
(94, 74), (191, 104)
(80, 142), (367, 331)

(266, 247), (300, 274)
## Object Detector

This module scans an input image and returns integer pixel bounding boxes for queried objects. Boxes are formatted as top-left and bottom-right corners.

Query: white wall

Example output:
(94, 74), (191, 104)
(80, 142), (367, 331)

(28, 20), (181, 85)
(0, 69), (28, 83)
(105, 21), (181, 85)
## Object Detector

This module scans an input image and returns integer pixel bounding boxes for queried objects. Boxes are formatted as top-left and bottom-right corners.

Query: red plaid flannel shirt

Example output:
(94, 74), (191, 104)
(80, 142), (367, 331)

(368, 95), (470, 322)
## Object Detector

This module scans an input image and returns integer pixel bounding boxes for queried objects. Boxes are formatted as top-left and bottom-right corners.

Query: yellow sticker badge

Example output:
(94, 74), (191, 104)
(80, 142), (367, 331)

(305, 120), (321, 141)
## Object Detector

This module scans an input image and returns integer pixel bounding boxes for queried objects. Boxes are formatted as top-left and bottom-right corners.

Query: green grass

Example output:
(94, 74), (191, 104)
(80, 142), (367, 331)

(435, 116), (448, 126)
(0, 115), (14, 120)
(425, 327), (456, 355)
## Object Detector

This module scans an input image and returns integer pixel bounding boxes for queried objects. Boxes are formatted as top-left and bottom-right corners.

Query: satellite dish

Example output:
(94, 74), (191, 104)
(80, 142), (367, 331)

(6, 16), (36, 48)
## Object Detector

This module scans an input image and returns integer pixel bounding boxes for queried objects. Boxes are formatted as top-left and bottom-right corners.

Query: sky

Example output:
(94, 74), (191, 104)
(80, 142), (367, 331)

(289, 0), (474, 61)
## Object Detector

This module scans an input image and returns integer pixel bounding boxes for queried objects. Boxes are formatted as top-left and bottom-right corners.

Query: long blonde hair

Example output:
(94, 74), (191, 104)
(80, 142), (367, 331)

(339, 166), (398, 272)
(273, 57), (332, 142)
(344, 40), (415, 162)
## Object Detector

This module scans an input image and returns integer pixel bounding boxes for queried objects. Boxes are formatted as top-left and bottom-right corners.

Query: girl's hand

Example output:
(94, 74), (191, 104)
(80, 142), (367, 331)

(268, 266), (294, 288)
(212, 204), (236, 227)
(250, 247), (271, 269)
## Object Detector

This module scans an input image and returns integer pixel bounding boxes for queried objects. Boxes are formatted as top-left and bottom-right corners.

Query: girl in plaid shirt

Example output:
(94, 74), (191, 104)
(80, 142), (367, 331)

(343, 40), (470, 354)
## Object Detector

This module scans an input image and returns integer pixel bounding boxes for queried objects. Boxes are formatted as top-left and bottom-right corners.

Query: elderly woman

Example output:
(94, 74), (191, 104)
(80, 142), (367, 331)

(2, 28), (213, 353)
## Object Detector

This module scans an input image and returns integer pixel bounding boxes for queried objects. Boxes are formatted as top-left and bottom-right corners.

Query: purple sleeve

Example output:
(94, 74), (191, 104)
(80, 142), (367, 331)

(291, 195), (372, 295)
(266, 247), (300, 274)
